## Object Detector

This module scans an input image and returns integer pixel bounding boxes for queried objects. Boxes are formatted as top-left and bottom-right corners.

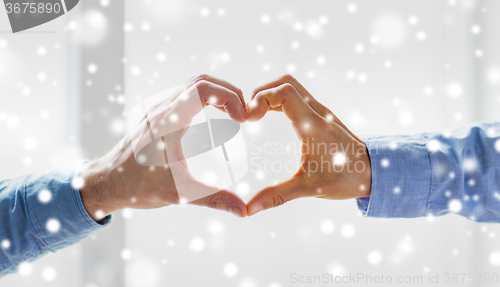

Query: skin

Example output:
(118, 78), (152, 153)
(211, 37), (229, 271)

(245, 74), (372, 216)
(80, 74), (371, 220)
(79, 75), (249, 220)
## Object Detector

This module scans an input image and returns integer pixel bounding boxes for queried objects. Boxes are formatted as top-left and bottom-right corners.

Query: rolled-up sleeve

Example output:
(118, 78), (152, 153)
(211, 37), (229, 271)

(0, 163), (111, 277)
(357, 122), (500, 223)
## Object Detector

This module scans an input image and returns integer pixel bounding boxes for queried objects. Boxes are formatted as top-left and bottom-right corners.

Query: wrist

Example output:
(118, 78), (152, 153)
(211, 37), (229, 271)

(356, 143), (372, 198)
(79, 159), (121, 221)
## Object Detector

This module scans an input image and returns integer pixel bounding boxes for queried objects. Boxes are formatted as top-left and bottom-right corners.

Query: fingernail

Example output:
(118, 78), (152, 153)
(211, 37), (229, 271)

(229, 207), (243, 218)
(249, 204), (263, 216)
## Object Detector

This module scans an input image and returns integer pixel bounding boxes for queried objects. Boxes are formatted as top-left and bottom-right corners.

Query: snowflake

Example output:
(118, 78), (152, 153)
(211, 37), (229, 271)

(319, 15), (328, 25)
(347, 3), (358, 13)
(1, 239), (10, 249)
(340, 224), (356, 238)
(416, 31), (427, 41)
(24, 137), (38, 151)
(37, 46), (47, 56)
(471, 24), (481, 35)
(46, 218), (61, 233)
(157, 53), (166, 62)
(357, 73), (367, 83)
(426, 140), (441, 152)
(122, 208), (133, 219)
(316, 55), (326, 65)
(236, 181), (250, 196)
(123, 23), (133, 33)
(423, 86), (434, 96)
(207, 219), (226, 236)
(408, 15), (418, 26)
(491, 252), (500, 266)
(320, 219), (335, 234)
(18, 262), (33, 276)
(487, 68), (500, 84)
(447, 82), (463, 98)
(261, 14), (271, 24)
(448, 199), (462, 213)
(399, 112), (413, 126)
(189, 237), (205, 252)
(354, 43), (365, 53)
(37, 72), (47, 82)
(71, 176), (85, 189)
(38, 189), (52, 203)
(42, 266), (57, 281)
(333, 153), (347, 166)
(463, 157), (477, 172)
(121, 249), (132, 260)
(130, 66), (141, 76)
(367, 250), (383, 265)
(87, 63), (98, 74)
(223, 262), (238, 277)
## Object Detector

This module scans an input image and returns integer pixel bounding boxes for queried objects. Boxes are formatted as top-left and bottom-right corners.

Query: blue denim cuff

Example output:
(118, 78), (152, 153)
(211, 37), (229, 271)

(357, 135), (432, 218)
(24, 162), (111, 251)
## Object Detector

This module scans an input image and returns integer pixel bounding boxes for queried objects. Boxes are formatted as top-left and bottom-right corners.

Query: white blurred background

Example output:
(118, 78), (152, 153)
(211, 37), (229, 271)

(1, 0), (500, 286)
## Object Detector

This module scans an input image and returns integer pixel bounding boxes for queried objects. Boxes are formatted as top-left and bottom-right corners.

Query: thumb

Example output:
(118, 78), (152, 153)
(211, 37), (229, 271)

(191, 190), (248, 218)
(247, 83), (317, 125)
(246, 178), (306, 216)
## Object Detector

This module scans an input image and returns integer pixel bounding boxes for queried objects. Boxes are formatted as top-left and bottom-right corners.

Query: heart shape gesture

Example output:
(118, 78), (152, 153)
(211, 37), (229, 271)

(79, 74), (371, 220)
(80, 75), (249, 219)
(245, 75), (372, 216)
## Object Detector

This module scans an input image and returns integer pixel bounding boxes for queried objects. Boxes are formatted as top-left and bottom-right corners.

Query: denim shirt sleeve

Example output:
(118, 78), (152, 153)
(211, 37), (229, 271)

(0, 163), (112, 277)
(357, 122), (500, 223)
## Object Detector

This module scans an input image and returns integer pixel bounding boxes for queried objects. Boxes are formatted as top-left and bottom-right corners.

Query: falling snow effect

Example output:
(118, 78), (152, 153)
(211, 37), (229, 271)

(0, 1), (499, 286)
(38, 189), (53, 203)
(223, 262), (238, 277)
(340, 224), (356, 238)
(320, 219), (335, 234)
(46, 219), (61, 233)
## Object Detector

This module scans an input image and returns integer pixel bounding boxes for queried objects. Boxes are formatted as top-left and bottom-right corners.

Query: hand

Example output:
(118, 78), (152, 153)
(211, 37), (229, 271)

(246, 75), (372, 216)
(79, 75), (248, 220)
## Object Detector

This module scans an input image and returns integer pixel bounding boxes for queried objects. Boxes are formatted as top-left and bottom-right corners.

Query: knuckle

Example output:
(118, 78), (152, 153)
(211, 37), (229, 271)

(271, 193), (286, 207)
(281, 74), (296, 82)
(207, 193), (223, 210)
(194, 80), (210, 92)
(236, 88), (244, 97)
(254, 90), (265, 99)
(279, 83), (295, 94)
(252, 88), (264, 98)
(194, 74), (211, 82)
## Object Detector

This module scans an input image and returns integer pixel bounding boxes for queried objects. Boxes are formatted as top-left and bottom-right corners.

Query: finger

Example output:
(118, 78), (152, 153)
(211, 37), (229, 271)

(148, 75), (246, 117)
(252, 74), (363, 143)
(251, 74), (333, 119)
(150, 80), (246, 136)
(191, 190), (248, 217)
(196, 80), (247, 122)
(189, 74), (246, 111)
(247, 83), (319, 129)
(246, 178), (308, 216)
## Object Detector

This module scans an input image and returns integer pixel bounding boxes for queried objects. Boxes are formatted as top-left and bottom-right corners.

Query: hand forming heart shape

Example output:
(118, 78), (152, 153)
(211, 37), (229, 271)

(79, 74), (371, 220)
